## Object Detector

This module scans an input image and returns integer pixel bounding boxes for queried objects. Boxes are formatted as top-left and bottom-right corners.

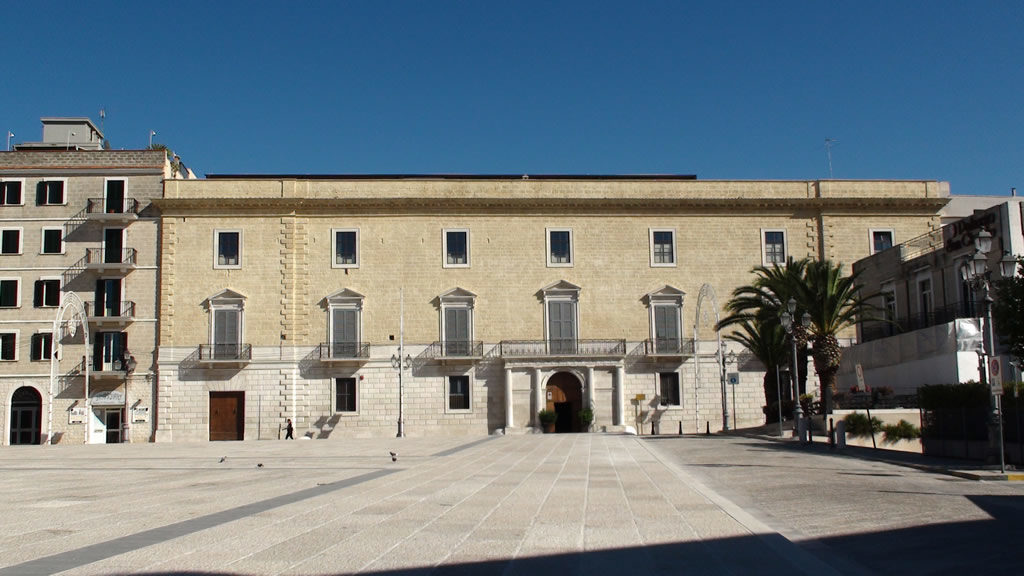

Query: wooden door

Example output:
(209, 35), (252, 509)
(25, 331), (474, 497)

(209, 392), (244, 441)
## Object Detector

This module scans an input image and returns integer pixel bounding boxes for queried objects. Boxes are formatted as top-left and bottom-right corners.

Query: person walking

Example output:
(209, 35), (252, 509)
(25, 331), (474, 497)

(285, 418), (294, 440)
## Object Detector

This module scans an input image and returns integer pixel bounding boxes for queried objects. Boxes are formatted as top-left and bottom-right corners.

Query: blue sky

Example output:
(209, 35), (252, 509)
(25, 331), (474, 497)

(2, 2), (1021, 195)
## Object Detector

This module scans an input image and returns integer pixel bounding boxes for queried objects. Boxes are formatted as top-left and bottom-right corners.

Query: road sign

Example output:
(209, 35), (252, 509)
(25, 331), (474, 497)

(727, 372), (739, 386)
(989, 357), (1003, 395)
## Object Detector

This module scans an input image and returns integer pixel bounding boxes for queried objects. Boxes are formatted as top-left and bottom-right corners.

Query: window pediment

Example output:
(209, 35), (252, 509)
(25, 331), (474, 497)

(205, 289), (246, 309)
(437, 287), (476, 308)
(540, 280), (581, 300)
(323, 288), (365, 309)
(644, 285), (685, 307)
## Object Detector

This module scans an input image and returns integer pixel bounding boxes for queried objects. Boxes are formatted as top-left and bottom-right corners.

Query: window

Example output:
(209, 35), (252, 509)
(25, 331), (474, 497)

(645, 286), (686, 354)
(546, 228), (573, 267)
(871, 230), (894, 254)
(207, 288), (246, 360)
(94, 331), (127, 371)
(0, 279), (19, 307)
(331, 308), (360, 357)
(543, 281), (580, 354)
(30, 333), (52, 361)
(325, 288), (364, 358)
(438, 287), (476, 356)
(918, 276), (933, 325)
(36, 180), (66, 205)
(214, 230), (241, 268)
(650, 229), (676, 266)
(332, 229), (359, 268)
(104, 179), (126, 213)
(0, 179), (23, 205)
(659, 372), (680, 406)
(34, 279), (60, 308)
(448, 375), (470, 410)
(1, 228), (21, 254)
(881, 282), (898, 337)
(0, 332), (16, 361)
(653, 305), (681, 353)
(443, 229), (469, 267)
(41, 228), (63, 254)
(336, 377), (357, 412)
(762, 229), (787, 265)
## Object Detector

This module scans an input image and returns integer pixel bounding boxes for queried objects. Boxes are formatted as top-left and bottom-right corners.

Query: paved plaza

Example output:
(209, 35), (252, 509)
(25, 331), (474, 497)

(1, 433), (1021, 575)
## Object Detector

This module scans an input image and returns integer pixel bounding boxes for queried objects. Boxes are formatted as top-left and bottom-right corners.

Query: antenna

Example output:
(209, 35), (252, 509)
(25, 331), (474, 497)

(99, 108), (106, 133)
(825, 138), (837, 179)
(5, 131), (12, 152)
(149, 130), (156, 148)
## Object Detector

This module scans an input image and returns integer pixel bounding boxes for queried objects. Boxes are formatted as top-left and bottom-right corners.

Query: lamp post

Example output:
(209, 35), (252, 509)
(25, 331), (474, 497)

(780, 298), (811, 437)
(390, 288), (409, 438)
(959, 229), (1007, 473)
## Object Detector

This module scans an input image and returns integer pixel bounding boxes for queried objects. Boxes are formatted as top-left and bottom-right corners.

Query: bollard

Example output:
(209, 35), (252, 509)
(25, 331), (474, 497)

(797, 417), (808, 443)
(706, 421), (710, 435)
(651, 422), (656, 435)
(835, 420), (847, 449)
(679, 421), (683, 436)
(829, 417), (835, 449)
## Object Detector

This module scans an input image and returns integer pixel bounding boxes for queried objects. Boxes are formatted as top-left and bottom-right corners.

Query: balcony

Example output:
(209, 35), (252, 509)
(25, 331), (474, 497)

(84, 248), (137, 275)
(498, 339), (626, 359)
(197, 343), (252, 367)
(85, 301), (135, 328)
(423, 340), (484, 363)
(85, 197), (139, 223)
(859, 302), (977, 343)
(643, 338), (695, 359)
(318, 342), (371, 364)
(91, 359), (131, 381)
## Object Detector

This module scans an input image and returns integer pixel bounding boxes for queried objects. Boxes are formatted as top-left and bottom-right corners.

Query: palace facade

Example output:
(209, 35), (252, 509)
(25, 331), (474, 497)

(151, 176), (948, 441)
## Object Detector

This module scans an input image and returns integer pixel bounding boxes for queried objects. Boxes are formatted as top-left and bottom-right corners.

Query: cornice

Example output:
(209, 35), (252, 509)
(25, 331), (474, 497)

(153, 195), (949, 216)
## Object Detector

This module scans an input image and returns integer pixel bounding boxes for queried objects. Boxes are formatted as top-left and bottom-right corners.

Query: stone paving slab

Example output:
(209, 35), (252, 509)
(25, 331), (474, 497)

(0, 435), (838, 576)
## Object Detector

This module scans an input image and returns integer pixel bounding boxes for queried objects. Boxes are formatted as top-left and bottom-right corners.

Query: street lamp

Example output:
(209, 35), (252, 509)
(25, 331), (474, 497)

(780, 298), (811, 437)
(390, 352), (411, 438)
(959, 228), (1006, 473)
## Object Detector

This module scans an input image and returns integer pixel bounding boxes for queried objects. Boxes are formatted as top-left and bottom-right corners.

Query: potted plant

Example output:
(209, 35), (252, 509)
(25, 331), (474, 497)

(538, 409), (557, 433)
(578, 407), (594, 432)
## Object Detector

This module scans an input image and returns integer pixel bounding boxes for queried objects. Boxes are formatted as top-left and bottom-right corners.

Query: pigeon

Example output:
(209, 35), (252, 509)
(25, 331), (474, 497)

(257, 463), (263, 468)
(219, 456), (227, 463)
(390, 451), (397, 462)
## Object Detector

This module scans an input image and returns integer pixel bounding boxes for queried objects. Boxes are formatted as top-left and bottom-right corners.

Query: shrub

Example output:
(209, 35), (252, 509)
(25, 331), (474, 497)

(843, 412), (882, 437)
(881, 420), (921, 444)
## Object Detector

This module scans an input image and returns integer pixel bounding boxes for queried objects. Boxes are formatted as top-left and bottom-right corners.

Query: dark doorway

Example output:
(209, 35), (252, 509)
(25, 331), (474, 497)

(546, 372), (582, 433)
(105, 180), (125, 213)
(209, 391), (244, 441)
(104, 228), (124, 264)
(10, 386), (42, 445)
(104, 409), (122, 443)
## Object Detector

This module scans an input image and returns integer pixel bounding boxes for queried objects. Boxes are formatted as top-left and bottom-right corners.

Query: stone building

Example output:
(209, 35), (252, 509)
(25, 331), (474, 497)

(0, 118), (194, 446)
(153, 176), (948, 441)
(842, 198), (1023, 392)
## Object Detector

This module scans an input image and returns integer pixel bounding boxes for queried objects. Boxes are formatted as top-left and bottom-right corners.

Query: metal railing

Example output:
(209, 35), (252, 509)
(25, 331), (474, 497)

(85, 247), (137, 267)
(85, 301), (135, 318)
(498, 339), (626, 358)
(859, 302), (978, 343)
(86, 197), (139, 216)
(318, 341), (371, 360)
(198, 343), (252, 362)
(643, 338), (695, 355)
(424, 340), (484, 359)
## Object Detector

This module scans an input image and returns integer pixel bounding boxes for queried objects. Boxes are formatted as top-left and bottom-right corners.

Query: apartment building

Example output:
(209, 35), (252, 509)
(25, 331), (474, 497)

(0, 118), (193, 445)
(153, 176), (948, 441)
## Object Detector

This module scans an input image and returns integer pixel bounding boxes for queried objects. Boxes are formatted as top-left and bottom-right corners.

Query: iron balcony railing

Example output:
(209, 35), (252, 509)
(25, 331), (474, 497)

(85, 247), (137, 267)
(424, 340), (484, 360)
(318, 341), (371, 360)
(643, 338), (696, 356)
(859, 301), (979, 343)
(498, 339), (626, 358)
(85, 301), (136, 319)
(198, 343), (252, 362)
(85, 197), (139, 216)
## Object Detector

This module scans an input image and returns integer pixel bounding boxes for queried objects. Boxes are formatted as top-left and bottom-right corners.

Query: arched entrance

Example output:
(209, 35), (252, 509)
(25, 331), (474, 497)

(10, 386), (42, 445)
(546, 372), (583, 433)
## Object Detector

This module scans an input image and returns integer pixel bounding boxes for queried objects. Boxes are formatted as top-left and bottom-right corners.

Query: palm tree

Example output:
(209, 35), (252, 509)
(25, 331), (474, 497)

(720, 257), (873, 416)
(724, 319), (788, 421)
(792, 259), (873, 414)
